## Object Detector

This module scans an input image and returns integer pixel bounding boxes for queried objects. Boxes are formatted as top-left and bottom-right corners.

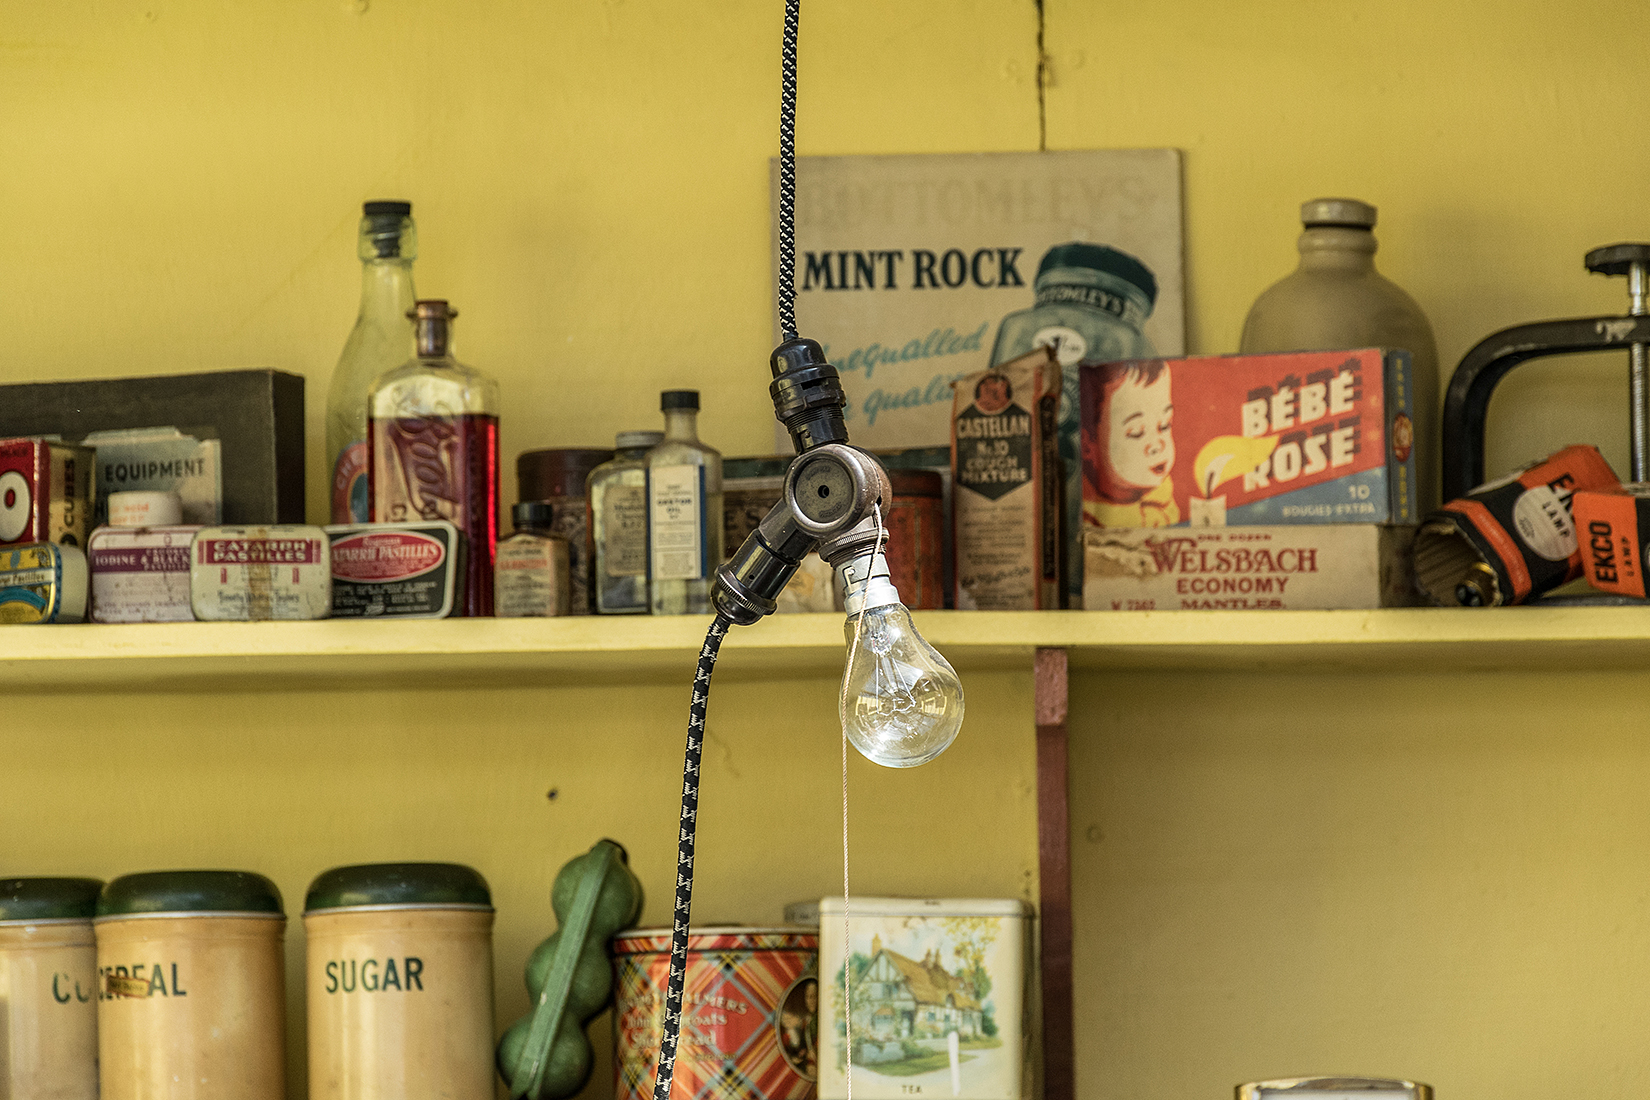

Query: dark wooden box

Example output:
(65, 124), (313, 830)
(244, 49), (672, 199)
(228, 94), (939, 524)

(0, 369), (305, 523)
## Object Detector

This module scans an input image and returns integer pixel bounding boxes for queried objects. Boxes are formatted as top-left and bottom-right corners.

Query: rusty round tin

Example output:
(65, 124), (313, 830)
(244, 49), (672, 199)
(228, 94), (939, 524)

(883, 469), (944, 610)
(95, 870), (286, 1100)
(613, 926), (818, 1100)
(0, 877), (102, 1100)
(304, 862), (495, 1100)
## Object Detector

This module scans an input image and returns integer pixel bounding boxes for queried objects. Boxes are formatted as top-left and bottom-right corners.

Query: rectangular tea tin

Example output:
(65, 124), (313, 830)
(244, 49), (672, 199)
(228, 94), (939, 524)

(815, 897), (1029, 1100)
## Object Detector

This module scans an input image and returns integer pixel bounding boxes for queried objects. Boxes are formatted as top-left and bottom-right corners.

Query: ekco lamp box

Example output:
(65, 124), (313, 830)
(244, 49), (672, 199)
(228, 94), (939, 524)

(774, 149), (1185, 451)
(1079, 348), (1417, 529)
(816, 896), (1029, 1100)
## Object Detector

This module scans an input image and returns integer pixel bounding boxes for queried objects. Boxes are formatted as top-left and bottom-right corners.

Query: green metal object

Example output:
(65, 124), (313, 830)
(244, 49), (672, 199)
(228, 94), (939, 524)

(0, 877), (103, 921)
(98, 871), (283, 917)
(496, 838), (643, 1100)
(304, 862), (491, 912)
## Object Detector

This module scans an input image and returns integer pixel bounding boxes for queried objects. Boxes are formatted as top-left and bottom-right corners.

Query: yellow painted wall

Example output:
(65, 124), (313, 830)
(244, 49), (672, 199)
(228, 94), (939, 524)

(6, 3), (1650, 1100)
(1069, 666), (1650, 1100)
(5, 668), (1038, 1099)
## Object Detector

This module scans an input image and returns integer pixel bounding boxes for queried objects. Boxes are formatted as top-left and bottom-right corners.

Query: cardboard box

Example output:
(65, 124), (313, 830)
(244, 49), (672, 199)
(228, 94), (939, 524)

(1083, 524), (1420, 610)
(82, 427), (223, 526)
(1080, 348), (1416, 528)
(951, 347), (1061, 609)
(0, 437), (96, 549)
(0, 370), (303, 524)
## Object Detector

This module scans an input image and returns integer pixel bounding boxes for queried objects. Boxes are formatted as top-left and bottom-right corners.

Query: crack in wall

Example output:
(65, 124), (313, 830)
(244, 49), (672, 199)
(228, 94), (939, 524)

(1035, 0), (1047, 150)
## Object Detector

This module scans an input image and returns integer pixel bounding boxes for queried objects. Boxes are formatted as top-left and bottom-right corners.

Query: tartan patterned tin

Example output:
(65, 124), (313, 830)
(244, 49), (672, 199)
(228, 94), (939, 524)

(612, 927), (818, 1100)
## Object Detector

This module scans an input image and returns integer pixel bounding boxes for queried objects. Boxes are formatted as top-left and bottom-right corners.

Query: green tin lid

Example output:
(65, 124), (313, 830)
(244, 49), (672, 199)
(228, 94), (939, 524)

(98, 871), (284, 918)
(303, 862), (491, 913)
(0, 877), (104, 922)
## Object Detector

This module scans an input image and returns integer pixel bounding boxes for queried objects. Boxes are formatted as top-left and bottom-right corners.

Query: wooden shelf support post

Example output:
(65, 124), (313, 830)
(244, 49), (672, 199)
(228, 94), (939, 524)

(1035, 646), (1073, 1100)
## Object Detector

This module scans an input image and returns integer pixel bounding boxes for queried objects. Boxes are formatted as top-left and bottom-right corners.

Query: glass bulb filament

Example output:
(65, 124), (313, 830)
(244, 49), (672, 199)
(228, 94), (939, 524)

(842, 602), (965, 768)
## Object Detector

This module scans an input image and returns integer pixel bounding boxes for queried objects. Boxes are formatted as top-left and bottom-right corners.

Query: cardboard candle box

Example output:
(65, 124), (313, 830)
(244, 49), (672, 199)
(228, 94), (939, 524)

(1083, 524), (1420, 610)
(1079, 348), (1416, 529)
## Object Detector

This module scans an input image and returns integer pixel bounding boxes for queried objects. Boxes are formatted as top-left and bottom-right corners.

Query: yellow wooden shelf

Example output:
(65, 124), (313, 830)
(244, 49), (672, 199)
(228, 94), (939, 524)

(8, 606), (1650, 692)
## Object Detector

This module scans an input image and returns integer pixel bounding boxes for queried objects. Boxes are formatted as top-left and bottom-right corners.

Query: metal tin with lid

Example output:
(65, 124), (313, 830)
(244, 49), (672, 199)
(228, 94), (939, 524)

(95, 870), (286, 1100)
(304, 862), (495, 1100)
(612, 926), (818, 1100)
(0, 877), (102, 1100)
(815, 897), (1030, 1100)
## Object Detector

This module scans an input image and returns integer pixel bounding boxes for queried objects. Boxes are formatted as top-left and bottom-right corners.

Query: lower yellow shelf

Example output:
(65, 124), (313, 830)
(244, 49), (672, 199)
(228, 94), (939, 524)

(9, 606), (1650, 691)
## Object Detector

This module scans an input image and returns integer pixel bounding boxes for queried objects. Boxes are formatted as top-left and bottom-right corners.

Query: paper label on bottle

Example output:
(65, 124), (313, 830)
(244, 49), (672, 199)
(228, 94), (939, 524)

(604, 485), (648, 578)
(649, 465), (705, 581)
(495, 536), (566, 616)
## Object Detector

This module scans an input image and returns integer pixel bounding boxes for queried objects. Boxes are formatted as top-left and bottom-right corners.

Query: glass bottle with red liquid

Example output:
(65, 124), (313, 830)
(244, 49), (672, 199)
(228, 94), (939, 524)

(367, 299), (500, 616)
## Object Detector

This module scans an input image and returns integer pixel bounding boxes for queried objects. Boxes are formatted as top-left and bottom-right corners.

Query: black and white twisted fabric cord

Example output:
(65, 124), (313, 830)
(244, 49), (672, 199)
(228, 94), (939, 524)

(650, 614), (731, 1100)
(775, 0), (801, 343)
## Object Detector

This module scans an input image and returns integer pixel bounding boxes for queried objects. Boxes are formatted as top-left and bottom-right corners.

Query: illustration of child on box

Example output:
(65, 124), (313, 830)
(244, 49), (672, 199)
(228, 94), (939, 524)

(1082, 358), (1178, 527)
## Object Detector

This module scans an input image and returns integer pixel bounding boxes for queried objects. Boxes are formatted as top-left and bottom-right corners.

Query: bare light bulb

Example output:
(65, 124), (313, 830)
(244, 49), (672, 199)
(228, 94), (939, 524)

(839, 552), (965, 768)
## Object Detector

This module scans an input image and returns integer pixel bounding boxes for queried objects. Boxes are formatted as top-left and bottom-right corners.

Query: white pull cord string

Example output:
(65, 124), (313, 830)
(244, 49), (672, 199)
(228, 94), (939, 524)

(837, 501), (884, 1100)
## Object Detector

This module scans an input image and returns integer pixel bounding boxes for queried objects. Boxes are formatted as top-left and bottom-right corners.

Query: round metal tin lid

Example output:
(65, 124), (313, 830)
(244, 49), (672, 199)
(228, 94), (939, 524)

(611, 926), (818, 954)
(304, 862), (491, 913)
(99, 870), (284, 918)
(0, 877), (103, 922)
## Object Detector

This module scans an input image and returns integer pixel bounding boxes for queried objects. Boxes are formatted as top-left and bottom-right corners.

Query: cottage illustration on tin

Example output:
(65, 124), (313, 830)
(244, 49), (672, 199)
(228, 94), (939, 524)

(834, 917), (1002, 1077)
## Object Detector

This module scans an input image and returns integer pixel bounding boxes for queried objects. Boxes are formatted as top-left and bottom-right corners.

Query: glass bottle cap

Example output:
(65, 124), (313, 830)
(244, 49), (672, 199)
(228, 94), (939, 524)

(1301, 197), (1376, 229)
(661, 390), (700, 411)
(513, 501), (555, 530)
(1035, 242), (1158, 305)
(615, 431), (665, 450)
(99, 871), (284, 918)
(363, 200), (411, 217)
(304, 862), (492, 913)
(0, 877), (103, 922)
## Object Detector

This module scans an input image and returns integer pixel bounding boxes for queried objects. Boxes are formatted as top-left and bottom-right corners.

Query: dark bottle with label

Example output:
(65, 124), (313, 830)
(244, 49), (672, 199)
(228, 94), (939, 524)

(1240, 198), (1440, 510)
(367, 300), (500, 616)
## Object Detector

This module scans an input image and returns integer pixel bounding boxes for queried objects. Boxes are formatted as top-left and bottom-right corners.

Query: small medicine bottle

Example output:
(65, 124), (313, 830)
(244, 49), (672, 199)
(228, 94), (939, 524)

(494, 502), (571, 617)
(587, 431), (663, 615)
(646, 391), (723, 616)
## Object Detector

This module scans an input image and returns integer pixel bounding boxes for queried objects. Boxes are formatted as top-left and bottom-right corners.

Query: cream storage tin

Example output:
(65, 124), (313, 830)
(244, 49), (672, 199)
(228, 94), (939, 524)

(815, 897), (1030, 1100)
(95, 870), (286, 1100)
(304, 862), (496, 1100)
(0, 877), (103, 1100)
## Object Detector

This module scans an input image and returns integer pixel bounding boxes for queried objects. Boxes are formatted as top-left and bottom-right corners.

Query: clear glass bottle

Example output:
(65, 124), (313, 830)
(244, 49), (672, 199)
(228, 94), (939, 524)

(1240, 197), (1440, 511)
(495, 502), (571, 617)
(587, 430), (663, 614)
(646, 391), (722, 615)
(367, 300), (500, 617)
(327, 200), (416, 525)
(988, 242), (1158, 606)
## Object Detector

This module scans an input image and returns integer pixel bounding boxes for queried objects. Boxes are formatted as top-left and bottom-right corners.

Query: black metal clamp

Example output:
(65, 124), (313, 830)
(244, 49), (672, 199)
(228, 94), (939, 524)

(1442, 243), (1650, 501)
